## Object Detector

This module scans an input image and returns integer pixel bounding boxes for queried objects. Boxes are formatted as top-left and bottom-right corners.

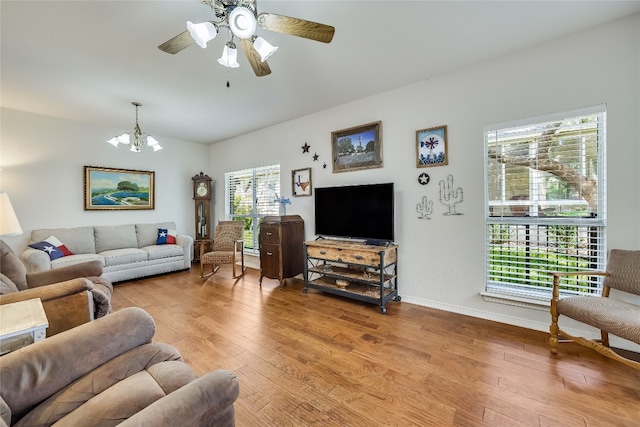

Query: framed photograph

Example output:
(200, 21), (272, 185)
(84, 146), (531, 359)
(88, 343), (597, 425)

(331, 121), (383, 173)
(292, 167), (312, 197)
(84, 166), (155, 210)
(416, 125), (448, 168)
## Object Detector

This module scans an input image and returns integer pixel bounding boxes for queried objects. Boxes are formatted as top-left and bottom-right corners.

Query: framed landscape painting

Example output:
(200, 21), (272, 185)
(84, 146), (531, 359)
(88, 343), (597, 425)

(84, 166), (155, 210)
(331, 121), (383, 173)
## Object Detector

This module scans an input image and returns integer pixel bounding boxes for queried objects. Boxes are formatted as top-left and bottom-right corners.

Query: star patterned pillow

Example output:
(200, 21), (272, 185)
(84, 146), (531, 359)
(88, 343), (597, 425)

(156, 228), (177, 245)
(29, 235), (73, 260)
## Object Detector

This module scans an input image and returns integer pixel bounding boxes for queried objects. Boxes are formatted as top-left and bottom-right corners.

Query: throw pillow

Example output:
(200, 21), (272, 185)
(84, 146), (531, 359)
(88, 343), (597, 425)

(156, 229), (177, 245)
(28, 235), (74, 260)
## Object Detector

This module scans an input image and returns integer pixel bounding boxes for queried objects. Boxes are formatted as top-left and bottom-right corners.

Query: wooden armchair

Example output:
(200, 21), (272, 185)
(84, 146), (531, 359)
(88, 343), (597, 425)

(200, 221), (246, 279)
(549, 249), (640, 370)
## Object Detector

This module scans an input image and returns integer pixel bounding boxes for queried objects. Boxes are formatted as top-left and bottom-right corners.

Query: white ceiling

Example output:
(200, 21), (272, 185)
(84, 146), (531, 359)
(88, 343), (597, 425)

(2, 1), (639, 145)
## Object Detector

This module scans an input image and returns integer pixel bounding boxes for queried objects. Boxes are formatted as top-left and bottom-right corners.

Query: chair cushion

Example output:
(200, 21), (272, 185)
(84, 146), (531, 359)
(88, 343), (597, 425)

(0, 273), (19, 295)
(201, 251), (234, 264)
(558, 296), (640, 344)
(0, 241), (27, 291)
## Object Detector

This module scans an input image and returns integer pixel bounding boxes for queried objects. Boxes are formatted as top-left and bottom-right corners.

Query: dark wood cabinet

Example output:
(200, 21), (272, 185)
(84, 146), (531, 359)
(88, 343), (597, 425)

(259, 215), (305, 288)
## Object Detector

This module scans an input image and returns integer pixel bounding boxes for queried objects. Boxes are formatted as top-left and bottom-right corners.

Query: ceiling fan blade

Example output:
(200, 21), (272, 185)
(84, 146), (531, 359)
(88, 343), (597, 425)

(257, 13), (335, 44)
(158, 30), (195, 54)
(240, 38), (271, 77)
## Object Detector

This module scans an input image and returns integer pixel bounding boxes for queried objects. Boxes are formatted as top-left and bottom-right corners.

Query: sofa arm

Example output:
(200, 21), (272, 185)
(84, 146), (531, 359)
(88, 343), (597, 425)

(19, 248), (51, 272)
(176, 234), (194, 265)
(120, 370), (240, 427)
(26, 260), (103, 288)
(0, 307), (155, 419)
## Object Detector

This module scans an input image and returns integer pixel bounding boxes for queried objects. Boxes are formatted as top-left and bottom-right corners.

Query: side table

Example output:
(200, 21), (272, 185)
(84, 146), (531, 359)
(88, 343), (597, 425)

(193, 238), (213, 263)
(0, 298), (49, 355)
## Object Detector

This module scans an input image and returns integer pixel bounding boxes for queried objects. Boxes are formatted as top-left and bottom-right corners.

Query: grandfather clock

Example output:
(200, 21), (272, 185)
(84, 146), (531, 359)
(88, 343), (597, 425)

(192, 172), (213, 262)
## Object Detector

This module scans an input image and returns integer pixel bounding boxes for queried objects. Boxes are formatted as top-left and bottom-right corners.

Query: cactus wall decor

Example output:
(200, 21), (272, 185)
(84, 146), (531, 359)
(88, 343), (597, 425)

(439, 174), (464, 215)
(416, 195), (433, 219)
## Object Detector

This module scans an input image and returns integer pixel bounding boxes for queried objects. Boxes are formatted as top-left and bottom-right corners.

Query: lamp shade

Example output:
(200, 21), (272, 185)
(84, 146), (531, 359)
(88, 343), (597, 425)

(253, 36), (278, 62)
(218, 43), (240, 68)
(0, 192), (23, 236)
(187, 21), (217, 48)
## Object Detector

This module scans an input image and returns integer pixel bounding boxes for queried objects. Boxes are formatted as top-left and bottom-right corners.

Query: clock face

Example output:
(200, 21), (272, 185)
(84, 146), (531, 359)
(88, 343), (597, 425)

(196, 182), (208, 197)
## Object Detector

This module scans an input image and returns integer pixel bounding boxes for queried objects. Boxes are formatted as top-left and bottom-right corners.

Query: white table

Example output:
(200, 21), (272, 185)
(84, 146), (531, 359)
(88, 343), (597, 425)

(0, 298), (49, 355)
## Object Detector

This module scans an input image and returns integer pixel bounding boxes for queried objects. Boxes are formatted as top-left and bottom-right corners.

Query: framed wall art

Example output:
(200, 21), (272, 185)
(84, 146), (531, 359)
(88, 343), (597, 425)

(292, 167), (312, 197)
(331, 120), (383, 173)
(416, 125), (448, 168)
(84, 166), (155, 210)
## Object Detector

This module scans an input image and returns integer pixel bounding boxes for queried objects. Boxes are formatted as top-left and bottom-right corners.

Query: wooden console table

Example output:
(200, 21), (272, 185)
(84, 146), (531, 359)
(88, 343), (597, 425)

(303, 239), (400, 314)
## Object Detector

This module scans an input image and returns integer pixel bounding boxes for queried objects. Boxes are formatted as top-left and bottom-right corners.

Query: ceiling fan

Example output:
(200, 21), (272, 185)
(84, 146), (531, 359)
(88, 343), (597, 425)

(158, 0), (335, 77)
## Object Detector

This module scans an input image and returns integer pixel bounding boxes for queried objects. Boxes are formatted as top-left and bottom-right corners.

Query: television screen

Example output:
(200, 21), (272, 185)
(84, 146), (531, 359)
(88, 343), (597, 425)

(314, 183), (394, 243)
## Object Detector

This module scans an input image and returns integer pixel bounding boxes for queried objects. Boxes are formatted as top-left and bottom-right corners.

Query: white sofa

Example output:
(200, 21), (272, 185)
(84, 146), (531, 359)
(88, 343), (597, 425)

(20, 222), (193, 283)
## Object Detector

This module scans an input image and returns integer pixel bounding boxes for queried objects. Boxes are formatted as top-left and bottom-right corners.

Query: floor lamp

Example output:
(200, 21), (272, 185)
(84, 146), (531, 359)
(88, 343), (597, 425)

(0, 191), (23, 236)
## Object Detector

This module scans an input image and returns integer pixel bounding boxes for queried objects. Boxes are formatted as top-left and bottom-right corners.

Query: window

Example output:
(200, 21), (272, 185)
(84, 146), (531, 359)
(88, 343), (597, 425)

(484, 106), (606, 302)
(225, 164), (280, 253)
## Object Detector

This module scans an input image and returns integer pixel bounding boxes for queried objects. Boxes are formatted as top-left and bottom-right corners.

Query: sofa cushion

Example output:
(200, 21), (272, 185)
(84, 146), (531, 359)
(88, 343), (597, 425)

(144, 245), (184, 261)
(31, 227), (96, 255)
(136, 222), (176, 248)
(94, 224), (138, 253)
(99, 248), (148, 267)
(50, 254), (105, 269)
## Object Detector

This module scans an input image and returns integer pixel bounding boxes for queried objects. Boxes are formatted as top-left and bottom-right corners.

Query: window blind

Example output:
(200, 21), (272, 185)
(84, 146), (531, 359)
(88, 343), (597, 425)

(225, 164), (280, 251)
(484, 106), (606, 298)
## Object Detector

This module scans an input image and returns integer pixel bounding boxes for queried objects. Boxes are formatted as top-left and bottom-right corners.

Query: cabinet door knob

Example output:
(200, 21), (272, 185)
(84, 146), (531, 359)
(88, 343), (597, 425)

(266, 252), (273, 256)
(319, 250), (327, 255)
(355, 255), (364, 260)
(266, 232), (272, 236)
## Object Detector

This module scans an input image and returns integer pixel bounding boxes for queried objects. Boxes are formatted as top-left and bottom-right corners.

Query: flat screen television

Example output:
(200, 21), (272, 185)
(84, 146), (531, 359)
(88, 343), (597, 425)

(314, 182), (394, 244)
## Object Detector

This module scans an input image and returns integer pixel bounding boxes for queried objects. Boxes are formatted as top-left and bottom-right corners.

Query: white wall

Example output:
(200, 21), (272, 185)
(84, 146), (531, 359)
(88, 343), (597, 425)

(0, 108), (210, 250)
(208, 14), (640, 349)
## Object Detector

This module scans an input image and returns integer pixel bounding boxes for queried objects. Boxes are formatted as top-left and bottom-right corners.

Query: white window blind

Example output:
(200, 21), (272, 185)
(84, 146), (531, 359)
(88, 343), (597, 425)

(484, 106), (606, 299)
(225, 164), (280, 252)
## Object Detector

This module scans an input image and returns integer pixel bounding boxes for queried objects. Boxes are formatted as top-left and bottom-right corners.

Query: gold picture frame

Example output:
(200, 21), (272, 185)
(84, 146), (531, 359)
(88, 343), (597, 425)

(331, 121), (383, 173)
(292, 167), (312, 197)
(84, 166), (155, 210)
(416, 125), (448, 168)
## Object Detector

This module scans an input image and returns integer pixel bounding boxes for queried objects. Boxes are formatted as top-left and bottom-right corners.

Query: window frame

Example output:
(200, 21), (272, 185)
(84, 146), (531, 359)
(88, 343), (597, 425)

(483, 105), (607, 302)
(225, 164), (280, 254)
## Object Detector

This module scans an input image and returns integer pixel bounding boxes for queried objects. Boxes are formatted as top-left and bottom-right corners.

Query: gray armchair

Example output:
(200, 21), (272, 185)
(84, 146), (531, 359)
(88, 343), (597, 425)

(0, 240), (112, 336)
(0, 307), (239, 426)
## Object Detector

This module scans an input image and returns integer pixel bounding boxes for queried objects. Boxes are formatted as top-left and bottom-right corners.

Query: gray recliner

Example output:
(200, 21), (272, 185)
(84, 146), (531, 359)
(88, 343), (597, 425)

(0, 307), (239, 426)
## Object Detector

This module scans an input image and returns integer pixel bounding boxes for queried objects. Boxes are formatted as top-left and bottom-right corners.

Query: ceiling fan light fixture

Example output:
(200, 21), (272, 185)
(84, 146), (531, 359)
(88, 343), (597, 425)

(253, 36), (278, 62)
(187, 21), (218, 48)
(228, 6), (257, 39)
(108, 102), (162, 153)
(218, 41), (240, 68)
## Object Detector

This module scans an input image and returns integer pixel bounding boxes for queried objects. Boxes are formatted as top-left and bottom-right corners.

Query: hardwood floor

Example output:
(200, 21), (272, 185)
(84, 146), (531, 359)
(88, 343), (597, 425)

(112, 265), (640, 426)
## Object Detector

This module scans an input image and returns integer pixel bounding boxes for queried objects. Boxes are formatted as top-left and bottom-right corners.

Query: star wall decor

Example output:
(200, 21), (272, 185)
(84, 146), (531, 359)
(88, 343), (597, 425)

(418, 172), (430, 185)
(313, 153), (319, 161)
(302, 142), (310, 153)
(323, 162), (327, 168)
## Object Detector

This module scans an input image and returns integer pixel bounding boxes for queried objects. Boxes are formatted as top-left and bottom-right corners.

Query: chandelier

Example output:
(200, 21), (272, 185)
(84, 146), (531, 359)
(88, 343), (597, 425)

(107, 102), (163, 152)
(186, 5), (278, 70)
